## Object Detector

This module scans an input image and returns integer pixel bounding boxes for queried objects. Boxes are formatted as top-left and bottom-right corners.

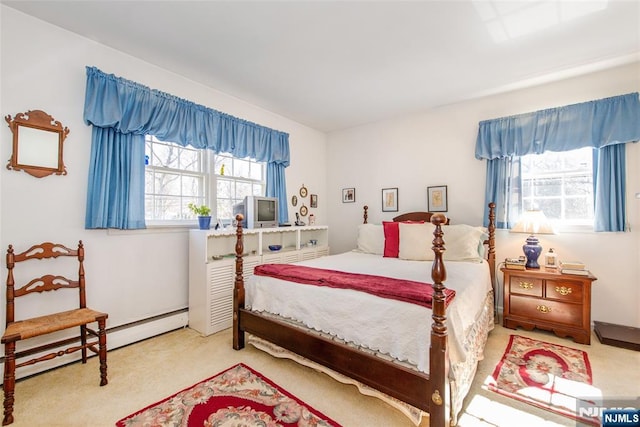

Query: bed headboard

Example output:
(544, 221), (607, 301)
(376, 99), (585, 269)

(361, 206), (450, 224)
(393, 212), (451, 224)
(361, 203), (497, 291)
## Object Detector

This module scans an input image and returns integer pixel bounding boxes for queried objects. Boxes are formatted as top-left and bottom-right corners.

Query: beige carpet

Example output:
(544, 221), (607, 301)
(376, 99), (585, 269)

(5, 323), (639, 427)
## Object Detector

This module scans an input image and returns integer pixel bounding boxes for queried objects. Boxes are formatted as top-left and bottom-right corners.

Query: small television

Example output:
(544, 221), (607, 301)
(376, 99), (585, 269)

(233, 196), (279, 229)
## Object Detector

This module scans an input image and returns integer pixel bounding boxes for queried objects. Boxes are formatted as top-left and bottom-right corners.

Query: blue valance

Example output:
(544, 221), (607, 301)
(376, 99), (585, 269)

(84, 66), (290, 166)
(475, 93), (640, 160)
(84, 66), (290, 228)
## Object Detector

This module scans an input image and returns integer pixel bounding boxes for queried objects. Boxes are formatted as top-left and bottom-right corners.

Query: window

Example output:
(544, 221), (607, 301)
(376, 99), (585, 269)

(144, 136), (265, 224)
(520, 147), (594, 227)
(214, 153), (265, 221)
(145, 136), (206, 221)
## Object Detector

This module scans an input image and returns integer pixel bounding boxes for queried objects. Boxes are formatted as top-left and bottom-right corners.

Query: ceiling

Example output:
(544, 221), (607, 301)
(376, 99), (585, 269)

(3, 1), (639, 132)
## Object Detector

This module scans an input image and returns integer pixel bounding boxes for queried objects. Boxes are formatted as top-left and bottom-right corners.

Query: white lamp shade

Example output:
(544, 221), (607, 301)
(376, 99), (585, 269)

(511, 210), (555, 235)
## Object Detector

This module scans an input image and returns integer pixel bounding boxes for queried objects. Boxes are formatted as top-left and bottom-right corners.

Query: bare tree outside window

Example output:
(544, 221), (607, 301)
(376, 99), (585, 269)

(144, 136), (265, 224)
(520, 147), (594, 227)
(145, 136), (205, 220)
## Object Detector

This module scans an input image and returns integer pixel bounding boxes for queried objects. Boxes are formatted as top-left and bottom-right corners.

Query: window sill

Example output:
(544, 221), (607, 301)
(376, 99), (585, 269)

(107, 222), (197, 235)
(553, 224), (595, 234)
(501, 224), (595, 234)
(146, 220), (197, 228)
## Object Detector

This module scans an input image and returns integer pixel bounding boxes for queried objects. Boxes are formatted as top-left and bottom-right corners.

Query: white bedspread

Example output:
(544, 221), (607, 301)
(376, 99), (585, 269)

(245, 251), (492, 373)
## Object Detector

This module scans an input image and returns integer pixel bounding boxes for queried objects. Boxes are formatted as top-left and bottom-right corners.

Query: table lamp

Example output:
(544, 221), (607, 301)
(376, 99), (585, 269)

(510, 210), (555, 269)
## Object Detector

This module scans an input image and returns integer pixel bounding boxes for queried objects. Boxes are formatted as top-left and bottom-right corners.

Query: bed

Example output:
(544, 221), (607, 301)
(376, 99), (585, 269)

(232, 203), (496, 426)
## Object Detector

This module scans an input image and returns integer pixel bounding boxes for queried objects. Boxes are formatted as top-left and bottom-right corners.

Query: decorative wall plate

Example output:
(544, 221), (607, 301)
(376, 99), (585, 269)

(291, 195), (298, 206)
(299, 185), (308, 198)
(299, 205), (308, 216)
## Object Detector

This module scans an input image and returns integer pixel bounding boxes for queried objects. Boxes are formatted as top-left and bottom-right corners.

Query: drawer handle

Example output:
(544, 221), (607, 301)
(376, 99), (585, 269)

(518, 281), (534, 289)
(555, 286), (573, 296)
(536, 305), (552, 313)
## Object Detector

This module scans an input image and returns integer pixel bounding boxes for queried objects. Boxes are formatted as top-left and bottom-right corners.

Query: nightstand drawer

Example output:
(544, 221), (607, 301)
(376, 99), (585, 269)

(509, 276), (543, 297)
(502, 267), (596, 344)
(546, 279), (583, 303)
(510, 295), (582, 326)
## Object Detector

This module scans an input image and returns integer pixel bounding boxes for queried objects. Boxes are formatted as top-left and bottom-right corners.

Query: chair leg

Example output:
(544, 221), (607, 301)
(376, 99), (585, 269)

(80, 324), (87, 363)
(2, 342), (16, 426)
(98, 318), (108, 386)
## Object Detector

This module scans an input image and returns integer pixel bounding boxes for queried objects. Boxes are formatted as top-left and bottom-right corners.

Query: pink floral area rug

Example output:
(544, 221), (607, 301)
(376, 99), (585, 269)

(486, 335), (601, 426)
(116, 363), (342, 427)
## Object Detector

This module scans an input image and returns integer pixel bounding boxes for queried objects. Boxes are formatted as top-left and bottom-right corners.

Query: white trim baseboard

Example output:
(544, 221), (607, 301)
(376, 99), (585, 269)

(0, 309), (189, 382)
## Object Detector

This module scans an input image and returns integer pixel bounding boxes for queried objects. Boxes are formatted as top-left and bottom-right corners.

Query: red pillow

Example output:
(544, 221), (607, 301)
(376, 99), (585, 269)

(382, 222), (400, 257)
(383, 220), (425, 258)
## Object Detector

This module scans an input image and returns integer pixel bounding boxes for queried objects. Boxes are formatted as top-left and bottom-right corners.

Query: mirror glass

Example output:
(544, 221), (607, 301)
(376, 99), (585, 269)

(16, 126), (60, 169)
(5, 110), (69, 178)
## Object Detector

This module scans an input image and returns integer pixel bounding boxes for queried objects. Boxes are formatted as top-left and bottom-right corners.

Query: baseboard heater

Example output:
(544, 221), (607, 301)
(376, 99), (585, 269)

(0, 308), (189, 381)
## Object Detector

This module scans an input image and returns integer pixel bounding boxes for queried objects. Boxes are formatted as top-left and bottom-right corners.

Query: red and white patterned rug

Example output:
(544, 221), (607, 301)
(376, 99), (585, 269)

(116, 363), (342, 426)
(486, 335), (600, 426)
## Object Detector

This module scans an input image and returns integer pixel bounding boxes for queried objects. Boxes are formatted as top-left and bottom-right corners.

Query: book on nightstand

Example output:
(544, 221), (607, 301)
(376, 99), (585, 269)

(559, 261), (586, 270)
(559, 260), (589, 275)
(504, 257), (526, 270)
(561, 268), (591, 276)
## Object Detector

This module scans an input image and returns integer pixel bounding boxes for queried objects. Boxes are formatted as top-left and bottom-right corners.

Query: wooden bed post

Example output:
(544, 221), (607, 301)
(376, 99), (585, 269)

(232, 214), (245, 350)
(363, 205), (368, 224)
(487, 202), (496, 289)
(430, 213), (449, 427)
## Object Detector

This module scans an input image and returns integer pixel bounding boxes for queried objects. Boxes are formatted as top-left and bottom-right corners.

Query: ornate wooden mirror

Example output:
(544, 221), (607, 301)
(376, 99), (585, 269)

(5, 110), (69, 178)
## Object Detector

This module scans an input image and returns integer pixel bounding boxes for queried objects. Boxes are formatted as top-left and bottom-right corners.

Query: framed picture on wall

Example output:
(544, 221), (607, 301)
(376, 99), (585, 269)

(382, 187), (398, 212)
(342, 188), (355, 203)
(310, 194), (318, 208)
(427, 185), (448, 212)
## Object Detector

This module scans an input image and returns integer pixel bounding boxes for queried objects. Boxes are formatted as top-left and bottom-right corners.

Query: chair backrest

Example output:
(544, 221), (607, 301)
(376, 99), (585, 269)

(5, 241), (86, 325)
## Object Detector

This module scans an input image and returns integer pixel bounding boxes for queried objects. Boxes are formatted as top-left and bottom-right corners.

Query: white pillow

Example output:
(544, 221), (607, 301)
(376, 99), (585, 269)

(356, 223), (385, 255)
(441, 224), (486, 261)
(398, 222), (436, 261)
(398, 223), (486, 262)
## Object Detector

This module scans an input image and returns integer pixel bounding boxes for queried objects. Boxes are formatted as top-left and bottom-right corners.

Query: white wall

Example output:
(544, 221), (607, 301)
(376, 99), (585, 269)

(0, 6), (326, 349)
(327, 62), (640, 328)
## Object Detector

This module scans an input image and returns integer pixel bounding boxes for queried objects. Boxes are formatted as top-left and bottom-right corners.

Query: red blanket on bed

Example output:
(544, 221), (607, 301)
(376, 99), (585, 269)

(253, 264), (455, 309)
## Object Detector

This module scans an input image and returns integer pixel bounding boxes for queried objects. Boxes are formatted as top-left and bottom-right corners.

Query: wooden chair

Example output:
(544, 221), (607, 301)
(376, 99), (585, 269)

(1, 241), (108, 425)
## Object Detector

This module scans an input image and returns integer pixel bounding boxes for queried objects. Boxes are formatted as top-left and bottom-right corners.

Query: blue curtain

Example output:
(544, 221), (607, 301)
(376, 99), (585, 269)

(477, 93), (640, 231)
(85, 127), (146, 229)
(265, 162), (288, 223)
(483, 156), (521, 229)
(84, 66), (290, 228)
(594, 144), (626, 232)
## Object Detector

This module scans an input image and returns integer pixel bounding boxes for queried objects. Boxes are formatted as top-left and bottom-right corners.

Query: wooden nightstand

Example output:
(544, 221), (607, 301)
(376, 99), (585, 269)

(502, 267), (597, 344)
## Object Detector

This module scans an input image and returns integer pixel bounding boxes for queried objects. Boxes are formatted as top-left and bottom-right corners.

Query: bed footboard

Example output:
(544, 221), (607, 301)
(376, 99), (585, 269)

(240, 309), (431, 410)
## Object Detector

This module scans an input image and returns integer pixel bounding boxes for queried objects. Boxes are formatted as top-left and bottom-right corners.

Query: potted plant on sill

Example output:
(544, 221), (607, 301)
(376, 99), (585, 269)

(188, 203), (212, 230)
